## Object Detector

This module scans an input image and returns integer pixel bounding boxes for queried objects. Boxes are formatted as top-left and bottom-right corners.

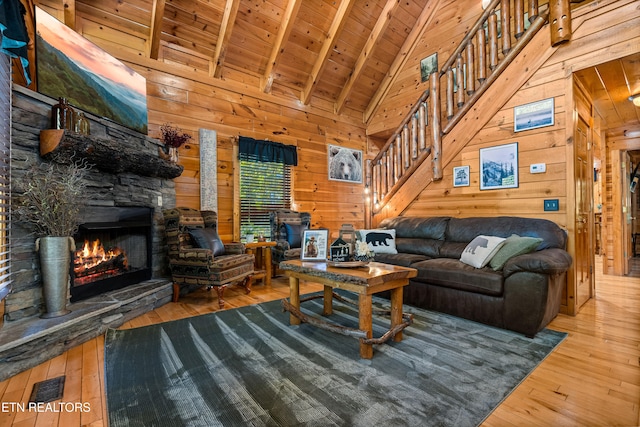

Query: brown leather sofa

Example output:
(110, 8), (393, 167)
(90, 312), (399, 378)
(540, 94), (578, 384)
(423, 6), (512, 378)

(373, 216), (572, 337)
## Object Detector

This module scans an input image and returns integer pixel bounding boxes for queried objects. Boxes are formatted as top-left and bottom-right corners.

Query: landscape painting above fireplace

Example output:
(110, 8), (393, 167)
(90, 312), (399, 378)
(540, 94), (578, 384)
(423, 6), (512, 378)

(35, 6), (148, 134)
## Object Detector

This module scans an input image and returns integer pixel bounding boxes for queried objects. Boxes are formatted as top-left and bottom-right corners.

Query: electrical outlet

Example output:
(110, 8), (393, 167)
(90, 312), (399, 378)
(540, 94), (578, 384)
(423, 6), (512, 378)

(544, 199), (559, 211)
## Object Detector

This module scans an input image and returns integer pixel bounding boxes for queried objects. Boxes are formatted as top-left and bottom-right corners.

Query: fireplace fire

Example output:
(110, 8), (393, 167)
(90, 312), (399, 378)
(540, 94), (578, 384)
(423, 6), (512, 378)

(73, 239), (129, 286)
(70, 206), (152, 302)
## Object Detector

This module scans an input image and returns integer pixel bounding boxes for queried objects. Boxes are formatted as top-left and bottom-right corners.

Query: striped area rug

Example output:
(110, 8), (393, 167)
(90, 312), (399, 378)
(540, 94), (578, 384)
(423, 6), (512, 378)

(104, 293), (566, 426)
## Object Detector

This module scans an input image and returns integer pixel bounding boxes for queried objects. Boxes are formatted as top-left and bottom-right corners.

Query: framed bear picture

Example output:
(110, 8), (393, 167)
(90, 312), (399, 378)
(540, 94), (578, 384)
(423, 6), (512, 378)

(328, 145), (363, 184)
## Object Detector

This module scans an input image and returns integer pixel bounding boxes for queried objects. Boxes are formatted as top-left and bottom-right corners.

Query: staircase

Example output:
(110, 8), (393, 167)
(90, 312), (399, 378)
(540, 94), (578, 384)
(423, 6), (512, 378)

(367, 0), (559, 225)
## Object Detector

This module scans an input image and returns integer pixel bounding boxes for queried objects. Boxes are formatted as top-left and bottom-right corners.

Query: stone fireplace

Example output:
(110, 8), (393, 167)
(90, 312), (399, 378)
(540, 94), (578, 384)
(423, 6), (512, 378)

(71, 206), (153, 302)
(0, 85), (179, 381)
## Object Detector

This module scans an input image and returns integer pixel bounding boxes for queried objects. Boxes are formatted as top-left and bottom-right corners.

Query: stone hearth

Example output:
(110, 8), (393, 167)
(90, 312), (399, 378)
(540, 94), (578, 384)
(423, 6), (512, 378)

(1, 85), (177, 381)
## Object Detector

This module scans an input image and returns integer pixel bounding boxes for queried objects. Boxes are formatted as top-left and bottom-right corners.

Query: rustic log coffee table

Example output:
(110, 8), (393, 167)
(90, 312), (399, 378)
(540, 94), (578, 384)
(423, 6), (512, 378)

(280, 260), (417, 359)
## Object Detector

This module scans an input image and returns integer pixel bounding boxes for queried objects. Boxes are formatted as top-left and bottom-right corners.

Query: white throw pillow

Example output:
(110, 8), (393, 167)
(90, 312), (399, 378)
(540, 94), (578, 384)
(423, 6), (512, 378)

(460, 235), (506, 268)
(357, 229), (398, 254)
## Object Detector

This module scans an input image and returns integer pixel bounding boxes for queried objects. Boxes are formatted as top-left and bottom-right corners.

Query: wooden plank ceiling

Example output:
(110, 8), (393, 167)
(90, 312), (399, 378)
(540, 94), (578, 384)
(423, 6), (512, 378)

(574, 52), (640, 133)
(31, 0), (432, 121)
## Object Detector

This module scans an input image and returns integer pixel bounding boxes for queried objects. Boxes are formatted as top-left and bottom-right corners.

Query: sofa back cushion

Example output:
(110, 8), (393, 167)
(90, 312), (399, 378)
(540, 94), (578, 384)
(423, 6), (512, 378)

(379, 216), (449, 257)
(445, 216), (567, 250)
(379, 216), (449, 239)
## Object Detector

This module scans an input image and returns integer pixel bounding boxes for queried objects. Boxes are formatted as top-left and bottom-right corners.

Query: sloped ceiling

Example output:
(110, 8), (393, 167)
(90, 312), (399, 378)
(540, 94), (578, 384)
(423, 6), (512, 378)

(25, 0), (432, 122)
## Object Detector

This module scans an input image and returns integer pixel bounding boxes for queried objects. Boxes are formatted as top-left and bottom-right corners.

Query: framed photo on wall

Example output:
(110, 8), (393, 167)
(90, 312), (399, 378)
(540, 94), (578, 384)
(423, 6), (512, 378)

(301, 229), (329, 261)
(480, 142), (519, 190)
(328, 145), (363, 184)
(453, 165), (470, 187)
(420, 52), (438, 83)
(514, 98), (554, 132)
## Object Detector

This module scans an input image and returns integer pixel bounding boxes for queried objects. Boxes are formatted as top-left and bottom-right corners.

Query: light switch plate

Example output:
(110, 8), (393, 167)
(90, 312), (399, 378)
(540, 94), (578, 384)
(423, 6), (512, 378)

(544, 199), (559, 211)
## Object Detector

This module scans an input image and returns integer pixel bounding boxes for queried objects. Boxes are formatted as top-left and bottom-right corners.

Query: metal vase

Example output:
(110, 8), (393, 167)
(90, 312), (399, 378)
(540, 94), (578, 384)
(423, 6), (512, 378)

(37, 236), (74, 318)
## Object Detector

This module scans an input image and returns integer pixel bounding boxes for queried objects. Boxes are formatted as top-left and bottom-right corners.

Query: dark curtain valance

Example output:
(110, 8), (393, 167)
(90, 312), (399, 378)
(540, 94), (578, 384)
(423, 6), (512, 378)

(0, 0), (31, 85)
(239, 136), (297, 166)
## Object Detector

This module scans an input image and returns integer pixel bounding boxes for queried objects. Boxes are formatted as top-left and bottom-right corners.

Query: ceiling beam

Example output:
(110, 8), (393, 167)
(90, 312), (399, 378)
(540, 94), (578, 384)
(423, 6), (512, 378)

(301, 0), (355, 105)
(210, 0), (240, 78)
(63, 0), (75, 29)
(262, 0), (302, 93)
(364, 0), (441, 124)
(335, 0), (401, 114)
(148, 0), (165, 60)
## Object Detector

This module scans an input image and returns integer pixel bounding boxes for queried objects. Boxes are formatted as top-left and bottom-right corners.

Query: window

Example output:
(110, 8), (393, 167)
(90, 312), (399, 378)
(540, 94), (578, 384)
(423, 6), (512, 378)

(239, 157), (291, 239)
(237, 137), (297, 240)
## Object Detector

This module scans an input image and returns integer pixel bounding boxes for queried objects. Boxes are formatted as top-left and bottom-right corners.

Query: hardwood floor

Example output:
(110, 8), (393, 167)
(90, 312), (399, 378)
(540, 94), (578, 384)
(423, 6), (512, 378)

(0, 257), (638, 426)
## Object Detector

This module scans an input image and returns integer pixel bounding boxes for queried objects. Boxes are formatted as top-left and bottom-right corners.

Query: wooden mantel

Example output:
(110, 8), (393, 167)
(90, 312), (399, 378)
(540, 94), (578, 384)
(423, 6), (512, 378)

(39, 129), (184, 179)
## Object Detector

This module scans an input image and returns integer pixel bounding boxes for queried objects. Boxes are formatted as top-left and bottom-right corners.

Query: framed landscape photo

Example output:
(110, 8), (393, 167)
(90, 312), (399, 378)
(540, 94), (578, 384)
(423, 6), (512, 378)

(35, 6), (148, 134)
(480, 142), (518, 190)
(420, 52), (438, 83)
(301, 229), (329, 261)
(328, 145), (363, 184)
(453, 165), (470, 187)
(514, 98), (554, 132)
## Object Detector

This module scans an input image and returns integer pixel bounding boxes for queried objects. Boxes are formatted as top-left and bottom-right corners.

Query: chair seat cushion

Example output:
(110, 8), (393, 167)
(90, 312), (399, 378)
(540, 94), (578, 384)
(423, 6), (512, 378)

(210, 253), (254, 271)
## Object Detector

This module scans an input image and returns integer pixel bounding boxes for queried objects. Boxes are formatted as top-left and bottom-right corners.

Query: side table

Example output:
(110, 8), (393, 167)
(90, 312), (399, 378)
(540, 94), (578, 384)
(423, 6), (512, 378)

(245, 241), (277, 286)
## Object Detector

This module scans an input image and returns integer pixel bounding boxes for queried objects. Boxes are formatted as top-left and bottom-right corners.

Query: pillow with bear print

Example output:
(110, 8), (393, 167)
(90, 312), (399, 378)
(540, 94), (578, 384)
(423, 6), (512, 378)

(357, 229), (398, 254)
(460, 235), (506, 268)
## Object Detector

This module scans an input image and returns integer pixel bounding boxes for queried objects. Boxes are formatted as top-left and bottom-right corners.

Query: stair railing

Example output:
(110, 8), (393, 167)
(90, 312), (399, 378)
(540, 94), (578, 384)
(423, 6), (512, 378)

(367, 0), (550, 214)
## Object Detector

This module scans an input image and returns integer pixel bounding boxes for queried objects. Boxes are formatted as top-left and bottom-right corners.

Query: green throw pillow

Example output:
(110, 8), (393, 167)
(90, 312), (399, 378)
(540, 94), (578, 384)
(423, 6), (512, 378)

(489, 234), (543, 270)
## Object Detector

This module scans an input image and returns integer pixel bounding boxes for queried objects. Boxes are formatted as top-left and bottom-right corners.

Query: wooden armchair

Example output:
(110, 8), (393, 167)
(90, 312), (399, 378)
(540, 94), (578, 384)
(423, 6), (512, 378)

(269, 209), (311, 272)
(163, 208), (255, 308)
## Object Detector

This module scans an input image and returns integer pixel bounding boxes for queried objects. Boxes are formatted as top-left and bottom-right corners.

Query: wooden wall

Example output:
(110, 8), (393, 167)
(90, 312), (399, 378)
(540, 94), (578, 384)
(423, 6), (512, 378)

(18, 3), (369, 242)
(143, 66), (368, 241)
(364, 0), (640, 315)
(367, 0), (483, 138)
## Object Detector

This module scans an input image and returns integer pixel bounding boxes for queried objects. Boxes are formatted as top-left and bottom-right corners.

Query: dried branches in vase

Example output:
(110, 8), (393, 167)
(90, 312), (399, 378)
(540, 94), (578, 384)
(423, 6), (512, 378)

(13, 158), (92, 237)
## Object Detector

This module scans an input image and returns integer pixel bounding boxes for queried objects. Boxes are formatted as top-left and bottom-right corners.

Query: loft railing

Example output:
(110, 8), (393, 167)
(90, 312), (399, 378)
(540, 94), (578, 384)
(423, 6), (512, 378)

(367, 0), (551, 214)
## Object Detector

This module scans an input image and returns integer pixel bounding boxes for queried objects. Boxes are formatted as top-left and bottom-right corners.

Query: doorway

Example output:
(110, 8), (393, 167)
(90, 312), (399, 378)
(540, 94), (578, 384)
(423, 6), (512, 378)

(573, 53), (640, 279)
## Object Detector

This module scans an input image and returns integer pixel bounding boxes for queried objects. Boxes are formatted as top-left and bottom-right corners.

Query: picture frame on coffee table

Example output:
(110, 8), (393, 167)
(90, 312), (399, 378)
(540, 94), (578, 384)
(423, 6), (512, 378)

(301, 229), (329, 261)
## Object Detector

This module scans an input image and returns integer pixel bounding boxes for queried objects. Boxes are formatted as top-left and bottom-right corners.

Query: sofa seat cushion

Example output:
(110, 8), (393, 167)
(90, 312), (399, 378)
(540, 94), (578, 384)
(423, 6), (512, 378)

(411, 258), (504, 296)
(374, 252), (429, 267)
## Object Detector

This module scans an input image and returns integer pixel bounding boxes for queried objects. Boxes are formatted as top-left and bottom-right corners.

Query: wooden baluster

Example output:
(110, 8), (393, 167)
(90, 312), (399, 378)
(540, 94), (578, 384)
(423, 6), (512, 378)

(446, 68), (454, 119)
(514, 0), (525, 39)
(550, 0), (572, 46)
(429, 72), (442, 181)
(501, 0), (511, 55)
(456, 54), (465, 107)
(371, 160), (380, 206)
(395, 134), (402, 180)
(488, 12), (499, 70)
(402, 124), (410, 169)
(387, 143), (394, 189)
(476, 27), (486, 84)
(365, 158), (372, 190)
(465, 41), (475, 96)
(377, 161), (383, 202)
(529, 0), (539, 22)
(380, 153), (387, 197)
(411, 113), (418, 160)
(418, 102), (427, 151)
